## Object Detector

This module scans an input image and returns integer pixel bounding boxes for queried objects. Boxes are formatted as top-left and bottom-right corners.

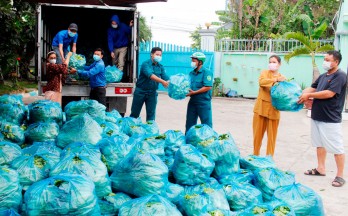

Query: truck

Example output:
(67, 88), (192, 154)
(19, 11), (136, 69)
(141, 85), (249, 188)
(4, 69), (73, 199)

(32, 0), (166, 115)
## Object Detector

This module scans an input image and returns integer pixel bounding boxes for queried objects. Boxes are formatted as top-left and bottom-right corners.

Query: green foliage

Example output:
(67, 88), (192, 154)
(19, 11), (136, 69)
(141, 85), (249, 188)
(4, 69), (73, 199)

(213, 77), (222, 97)
(0, 0), (36, 80)
(139, 16), (152, 42)
(190, 26), (202, 50)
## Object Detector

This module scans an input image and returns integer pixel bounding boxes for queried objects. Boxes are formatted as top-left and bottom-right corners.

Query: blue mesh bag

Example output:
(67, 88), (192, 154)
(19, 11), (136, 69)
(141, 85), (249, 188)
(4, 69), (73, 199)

(240, 155), (276, 171)
(0, 95), (27, 125)
(180, 178), (230, 215)
(217, 169), (255, 185)
(142, 120), (160, 135)
(22, 141), (61, 168)
(0, 121), (25, 145)
(165, 183), (184, 206)
(117, 117), (142, 136)
(110, 150), (168, 197)
(168, 73), (190, 100)
(60, 142), (101, 160)
(273, 183), (324, 216)
(119, 195), (182, 216)
(271, 81), (303, 112)
(25, 121), (59, 143)
(28, 100), (63, 125)
(49, 153), (111, 198)
(23, 173), (100, 215)
(98, 134), (133, 172)
(105, 109), (122, 123)
(99, 121), (120, 138)
(172, 144), (215, 186)
(223, 182), (263, 211)
(196, 138), (240, 178)
(164, 130), (186, 157)
(57, 114), (102, 148)
(254, 167), (295, 201)
(98, 192), (132, 216)
(0, 208), (21, 216)
(105, 65), (123, 83)
(0, 166), (22, 211)
(134, 134), (166, 159)
(64, 100), (106, 121)
(68, 53), (86, 70)
(0, 141), (22, 166)
(186, 124), (218, 146)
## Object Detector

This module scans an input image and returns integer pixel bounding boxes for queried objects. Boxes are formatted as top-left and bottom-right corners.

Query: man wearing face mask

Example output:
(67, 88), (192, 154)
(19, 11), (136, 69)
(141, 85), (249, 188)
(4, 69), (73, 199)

(77, 48), (106, 106)
(52, 23), (78, 64)
(130, 47), (169, 121)
(185, 52), (214, 133)
(107, 15), (133, 71)
(298, 50), (347, 187)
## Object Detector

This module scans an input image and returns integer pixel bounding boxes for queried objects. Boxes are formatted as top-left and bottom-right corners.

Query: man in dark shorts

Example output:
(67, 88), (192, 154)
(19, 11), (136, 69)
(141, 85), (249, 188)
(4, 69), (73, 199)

(298, 50), (347, 187)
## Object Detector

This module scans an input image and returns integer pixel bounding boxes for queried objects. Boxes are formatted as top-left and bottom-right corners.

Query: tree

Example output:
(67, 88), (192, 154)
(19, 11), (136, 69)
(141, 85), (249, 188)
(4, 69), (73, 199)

(0, 0), (36, 83)
(190, 26), (202, 50)
(284, 14), (334, 82)
(139, 16), (152, 42)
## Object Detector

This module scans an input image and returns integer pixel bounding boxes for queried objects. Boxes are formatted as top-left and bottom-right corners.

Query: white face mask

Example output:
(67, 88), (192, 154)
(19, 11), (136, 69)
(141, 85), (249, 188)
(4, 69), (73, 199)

(268, 63), (279, 71)
(322, 61), (332, 71)
(191, 62), (197, 69)
(112, 24), (118, 28)
(49, 59), (56, 64)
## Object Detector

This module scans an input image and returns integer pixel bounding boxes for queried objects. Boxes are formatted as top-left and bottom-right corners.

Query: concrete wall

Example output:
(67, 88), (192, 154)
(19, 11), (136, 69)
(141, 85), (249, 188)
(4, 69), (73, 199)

(219, 52), (326, 98)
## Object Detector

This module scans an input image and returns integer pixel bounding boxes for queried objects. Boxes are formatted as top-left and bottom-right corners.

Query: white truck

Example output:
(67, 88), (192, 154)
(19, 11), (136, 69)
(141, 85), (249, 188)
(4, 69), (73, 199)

(34, 0), (166, 115)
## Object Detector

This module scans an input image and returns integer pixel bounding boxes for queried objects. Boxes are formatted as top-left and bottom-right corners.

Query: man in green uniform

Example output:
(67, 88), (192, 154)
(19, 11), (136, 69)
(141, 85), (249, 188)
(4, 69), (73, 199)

(130, 47), (169, 121)
(185, 52), (213, 132)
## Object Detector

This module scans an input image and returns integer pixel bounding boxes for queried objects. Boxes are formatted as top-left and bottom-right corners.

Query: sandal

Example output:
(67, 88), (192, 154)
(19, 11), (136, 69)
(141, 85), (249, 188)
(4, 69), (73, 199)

(304, 168), (326, 176)
(332, 176), (345, 187)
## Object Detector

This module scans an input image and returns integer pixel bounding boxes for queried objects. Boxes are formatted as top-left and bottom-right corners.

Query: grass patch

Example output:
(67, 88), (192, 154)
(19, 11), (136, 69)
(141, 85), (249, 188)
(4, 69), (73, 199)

(0, 80), (37, 95)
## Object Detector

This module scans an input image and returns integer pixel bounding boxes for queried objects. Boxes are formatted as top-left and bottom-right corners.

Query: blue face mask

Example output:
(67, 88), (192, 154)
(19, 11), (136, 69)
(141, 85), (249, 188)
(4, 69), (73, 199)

(93, 55), (101, 61)
(154, 55), (162, 63)
(68, 31), (76, 37)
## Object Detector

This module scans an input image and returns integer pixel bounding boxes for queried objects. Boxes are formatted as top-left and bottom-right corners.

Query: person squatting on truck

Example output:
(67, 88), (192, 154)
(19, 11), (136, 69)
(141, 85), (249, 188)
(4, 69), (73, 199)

(51, 23), (78, 64)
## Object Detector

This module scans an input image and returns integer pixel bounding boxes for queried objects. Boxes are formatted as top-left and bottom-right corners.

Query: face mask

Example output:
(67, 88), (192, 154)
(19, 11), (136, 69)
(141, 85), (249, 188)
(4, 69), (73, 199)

(49, 59), (56, 64)
(322, 61), (332, 71)
(68, 31), (76, 37)
(191, 62), (197, 69)
(112, 24), (118, 28)
(268, 63), (279, 71)
(154, 55), (162, 63)
(93, 55), (101, 61)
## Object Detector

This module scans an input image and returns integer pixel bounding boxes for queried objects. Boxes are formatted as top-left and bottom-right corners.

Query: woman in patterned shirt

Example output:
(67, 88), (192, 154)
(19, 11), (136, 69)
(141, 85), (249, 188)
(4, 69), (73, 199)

(44, 51), (76, 106)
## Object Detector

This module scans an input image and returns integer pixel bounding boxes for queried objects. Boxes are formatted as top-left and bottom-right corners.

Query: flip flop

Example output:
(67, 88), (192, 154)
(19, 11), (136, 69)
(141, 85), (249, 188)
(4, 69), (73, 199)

(332, 176), (345, 187)
(304, 168), (326, 176)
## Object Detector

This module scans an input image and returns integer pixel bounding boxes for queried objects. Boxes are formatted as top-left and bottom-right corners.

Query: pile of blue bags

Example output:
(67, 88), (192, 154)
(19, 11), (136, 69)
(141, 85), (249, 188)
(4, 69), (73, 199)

(0, 97), (325, 216)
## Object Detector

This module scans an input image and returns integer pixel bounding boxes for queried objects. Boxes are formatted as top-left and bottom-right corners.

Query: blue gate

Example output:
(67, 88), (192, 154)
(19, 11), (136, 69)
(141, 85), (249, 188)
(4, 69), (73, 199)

(139, 41), (215, 91)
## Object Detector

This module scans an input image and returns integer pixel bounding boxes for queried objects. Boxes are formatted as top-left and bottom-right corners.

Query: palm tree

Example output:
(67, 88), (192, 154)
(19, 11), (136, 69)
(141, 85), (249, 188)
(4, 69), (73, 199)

(284, 14), (334, 83)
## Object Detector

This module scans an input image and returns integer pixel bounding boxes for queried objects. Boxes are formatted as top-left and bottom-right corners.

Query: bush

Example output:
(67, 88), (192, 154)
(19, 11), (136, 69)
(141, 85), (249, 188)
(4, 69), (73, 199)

(25, 122), (59, 143)
(98, 192), (132, 216)
(0, 166), (22, 211)
(172, 145), (215, 186)
(64, 100), (106, 121)
(110, 151), (168, 197)
(119, 195), (182, 216)
(23, 173), (100, 215)
(105, 65), (123, 83)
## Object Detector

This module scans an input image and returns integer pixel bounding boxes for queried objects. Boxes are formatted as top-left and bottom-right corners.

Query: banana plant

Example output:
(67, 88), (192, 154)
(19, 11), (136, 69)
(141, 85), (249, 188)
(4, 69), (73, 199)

(284, 14), (334, 83)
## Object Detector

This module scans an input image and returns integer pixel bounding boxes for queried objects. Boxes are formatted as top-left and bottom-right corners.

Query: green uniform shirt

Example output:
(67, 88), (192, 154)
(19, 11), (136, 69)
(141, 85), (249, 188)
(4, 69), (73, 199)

(136, 59), (169, 92)
(189, 67), (213, 102)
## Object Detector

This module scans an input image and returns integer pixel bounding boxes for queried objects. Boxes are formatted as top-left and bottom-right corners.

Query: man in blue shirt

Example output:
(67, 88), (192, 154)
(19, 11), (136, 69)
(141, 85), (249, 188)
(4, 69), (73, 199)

(52, 23), (78, 64)
(107, 15), (133, 71)
(77, 48), (106, 106)
(185, 52), (214, 132)
(130, 47), (169, 121)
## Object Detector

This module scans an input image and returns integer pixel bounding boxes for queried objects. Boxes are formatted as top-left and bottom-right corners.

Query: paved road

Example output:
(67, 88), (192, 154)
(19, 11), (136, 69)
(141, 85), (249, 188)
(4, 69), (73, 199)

(126, 93), (348, 216)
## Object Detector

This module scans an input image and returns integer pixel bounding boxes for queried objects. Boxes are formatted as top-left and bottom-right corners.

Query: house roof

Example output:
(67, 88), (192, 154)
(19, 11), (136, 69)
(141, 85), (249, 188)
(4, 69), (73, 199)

(26, 0), (167, 6)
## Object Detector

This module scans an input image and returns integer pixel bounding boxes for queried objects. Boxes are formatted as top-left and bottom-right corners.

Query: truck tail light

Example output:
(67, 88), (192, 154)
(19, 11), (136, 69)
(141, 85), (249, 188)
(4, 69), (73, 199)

(115, 87), (132, 94)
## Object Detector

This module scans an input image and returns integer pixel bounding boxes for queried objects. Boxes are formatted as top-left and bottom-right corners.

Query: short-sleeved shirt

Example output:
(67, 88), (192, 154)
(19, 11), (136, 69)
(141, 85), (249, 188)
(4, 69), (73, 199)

(52, 30), (78, 49)
(189, 67), (213, 102)
(311, 69), (347, 123)
(136, 59), (169, 92)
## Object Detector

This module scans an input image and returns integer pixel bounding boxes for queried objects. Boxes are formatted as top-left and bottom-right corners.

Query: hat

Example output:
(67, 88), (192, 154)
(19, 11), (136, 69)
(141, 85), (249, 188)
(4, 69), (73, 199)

(69, 23), (78, 31)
